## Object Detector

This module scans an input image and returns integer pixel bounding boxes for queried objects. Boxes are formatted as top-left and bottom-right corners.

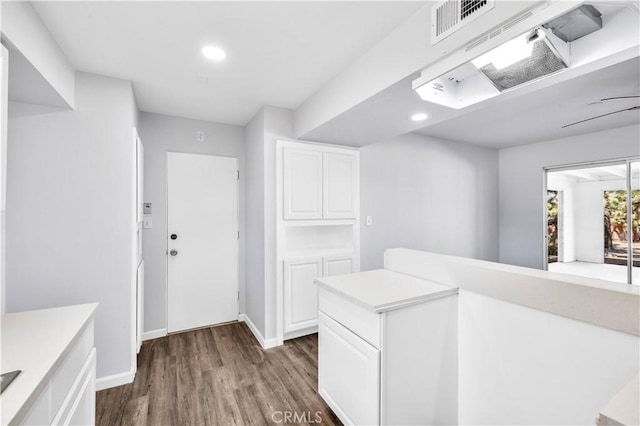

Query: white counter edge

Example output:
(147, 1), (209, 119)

(314, 276), (458, 313)
(1, 303), (98, 425)
(384, 248), (640, 336)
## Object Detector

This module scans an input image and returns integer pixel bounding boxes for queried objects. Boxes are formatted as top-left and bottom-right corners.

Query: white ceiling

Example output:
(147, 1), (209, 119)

(301, 3), (640, 149)
(32, 1), (424, 125)
(302, 57), (640, 148)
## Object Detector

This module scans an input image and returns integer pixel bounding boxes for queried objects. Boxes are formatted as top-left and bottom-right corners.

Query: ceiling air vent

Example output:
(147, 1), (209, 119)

(431, 0), (495, 45)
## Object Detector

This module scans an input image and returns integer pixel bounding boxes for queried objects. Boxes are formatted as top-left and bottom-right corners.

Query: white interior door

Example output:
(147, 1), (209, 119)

(167, 153), (238, 333)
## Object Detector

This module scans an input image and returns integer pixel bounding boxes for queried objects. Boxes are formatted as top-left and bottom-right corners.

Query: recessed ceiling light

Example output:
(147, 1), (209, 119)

(202, 45), (226, 61)
(411, 113), (429, 121)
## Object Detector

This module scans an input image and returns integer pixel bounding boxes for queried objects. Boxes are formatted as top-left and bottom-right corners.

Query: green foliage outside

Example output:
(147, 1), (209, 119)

(604, 190), (640, 230)
(547, 191), (558, 257)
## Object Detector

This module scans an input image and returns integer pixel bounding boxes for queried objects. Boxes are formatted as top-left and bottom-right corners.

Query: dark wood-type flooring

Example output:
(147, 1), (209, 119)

(96, 322), (341, 425)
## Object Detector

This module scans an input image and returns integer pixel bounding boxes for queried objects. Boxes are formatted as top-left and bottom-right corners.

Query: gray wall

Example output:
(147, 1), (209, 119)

(243, 105), (294, 341)
(360, 132), (499, 271)
(263, 106), (293, 340)
(244, 108), (266, 335)
(138, 112), (245, 334)
(499, 124), (640, 269)
(6, 72), (138, 379)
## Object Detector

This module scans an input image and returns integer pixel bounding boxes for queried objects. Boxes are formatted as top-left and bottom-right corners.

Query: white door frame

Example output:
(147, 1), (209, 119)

(165, 151), (240, 333)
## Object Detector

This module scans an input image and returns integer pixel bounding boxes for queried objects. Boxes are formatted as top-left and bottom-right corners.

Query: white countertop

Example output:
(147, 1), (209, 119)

(0, 303), (98, 425)
(598, 376), (639, 426)
(314, 269), (458, 313)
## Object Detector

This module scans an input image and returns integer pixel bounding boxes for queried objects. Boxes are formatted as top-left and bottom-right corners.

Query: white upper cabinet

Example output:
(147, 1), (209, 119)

(323, 153), (357, 219)
(283, 147), (358, 220)
(283, 148), (323, 220)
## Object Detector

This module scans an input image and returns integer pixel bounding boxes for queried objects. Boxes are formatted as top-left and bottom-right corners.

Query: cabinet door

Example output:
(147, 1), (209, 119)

(284, 257), (322, 333)
(323, 153), (357, 219)
(318, 312), (380, 426)
(283, 148), (323, 220)
(323, 254), (357, 277)
(52, 348), (96, 426)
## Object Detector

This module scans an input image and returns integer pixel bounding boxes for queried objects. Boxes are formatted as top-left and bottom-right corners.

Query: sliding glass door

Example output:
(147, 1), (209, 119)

(545, 158), (639, 285)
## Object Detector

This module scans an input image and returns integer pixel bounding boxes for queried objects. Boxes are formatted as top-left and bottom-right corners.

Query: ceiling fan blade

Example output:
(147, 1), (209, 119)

(562, 106), (640, 129)
(601, 95), (640, 101)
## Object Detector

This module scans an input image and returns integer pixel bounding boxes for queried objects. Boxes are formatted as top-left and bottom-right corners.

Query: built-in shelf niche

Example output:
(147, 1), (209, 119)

(286, 224), (354, 257)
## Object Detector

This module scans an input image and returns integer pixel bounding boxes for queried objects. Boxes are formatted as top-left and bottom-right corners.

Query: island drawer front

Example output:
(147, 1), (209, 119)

(319, 288), (381, 348)
(53, 348), (96, 426)
(18, 320), (94, 425)
(49, 320), (94, 416)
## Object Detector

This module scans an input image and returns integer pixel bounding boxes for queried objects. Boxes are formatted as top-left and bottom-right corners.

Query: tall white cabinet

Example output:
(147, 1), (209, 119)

(277, 140), (360, 343)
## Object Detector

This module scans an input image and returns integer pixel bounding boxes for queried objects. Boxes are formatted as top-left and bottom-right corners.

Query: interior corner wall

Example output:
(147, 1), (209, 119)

(138, 112), (245, 335)
(360, 132), (499, 271)
(6, 72), (137, 379)
(499, 124), (640, 270)
(1, 1), (75, 108)
(243, 105), (293, 343)
(262, 106), (293, 341)
(244, 108), (266, 337)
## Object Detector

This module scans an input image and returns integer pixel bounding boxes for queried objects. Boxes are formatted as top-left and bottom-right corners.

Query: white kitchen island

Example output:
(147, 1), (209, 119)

(1, 303), (98, 425)
(315, 269), (458, 426)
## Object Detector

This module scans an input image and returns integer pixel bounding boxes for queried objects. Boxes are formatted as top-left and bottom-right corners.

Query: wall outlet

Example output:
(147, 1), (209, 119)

(143, 202), (152, 214)
(196, 131), (205, 142)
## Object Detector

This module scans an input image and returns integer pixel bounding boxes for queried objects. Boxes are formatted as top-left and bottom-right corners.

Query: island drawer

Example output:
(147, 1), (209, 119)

(318, 288), (381, 348)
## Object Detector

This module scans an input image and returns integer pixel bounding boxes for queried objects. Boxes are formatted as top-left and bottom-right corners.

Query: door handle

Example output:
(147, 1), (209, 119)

(170, 249), (178, 256)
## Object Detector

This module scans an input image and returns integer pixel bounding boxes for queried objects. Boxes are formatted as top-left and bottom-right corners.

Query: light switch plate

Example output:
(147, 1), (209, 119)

(143, 216), (153, 229)
(366, 216), (373, 226)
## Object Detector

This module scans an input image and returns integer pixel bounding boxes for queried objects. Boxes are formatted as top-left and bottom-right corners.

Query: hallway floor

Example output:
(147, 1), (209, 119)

(96, 322), (340, 425)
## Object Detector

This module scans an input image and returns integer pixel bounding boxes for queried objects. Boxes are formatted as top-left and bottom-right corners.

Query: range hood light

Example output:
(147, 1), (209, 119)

(471, 29), (543, 70)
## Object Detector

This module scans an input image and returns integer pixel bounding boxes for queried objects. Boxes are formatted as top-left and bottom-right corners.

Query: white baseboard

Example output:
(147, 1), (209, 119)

(142, 328), (167, 341)
(284, 325), (318, 341)
(96, 370), (135, 391)
(238, 314), (278, 349)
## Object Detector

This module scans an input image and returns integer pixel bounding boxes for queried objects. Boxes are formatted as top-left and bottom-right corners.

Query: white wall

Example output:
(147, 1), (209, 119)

(244, 108), (266, 336)
(459, 290), (639, 425)
(243, 105), (295, 342)
(499, 125), (640, 269)
(1, 2), (74, 108)
(263, 106), (293, 341)
(6, 72), (137, 380)
(360, 132), (499, 271)
(0, 44), (7, 314)
(138, 112), (245, 335)
(575, 178), (627, 263)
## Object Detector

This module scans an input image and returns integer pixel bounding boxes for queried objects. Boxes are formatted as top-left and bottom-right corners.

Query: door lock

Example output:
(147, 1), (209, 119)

(170, 249), (178, 256)
(171, 234), (177, 240)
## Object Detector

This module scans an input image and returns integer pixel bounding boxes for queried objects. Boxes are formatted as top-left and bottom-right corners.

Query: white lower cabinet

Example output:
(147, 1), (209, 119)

(317, 286), (458, 426)
(284, 257), (322, 333)
(323, 254), (355, 277)
(318, 312), (380, 426)
(20, 320), (96, 426)
(284, 254), (357, 337)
